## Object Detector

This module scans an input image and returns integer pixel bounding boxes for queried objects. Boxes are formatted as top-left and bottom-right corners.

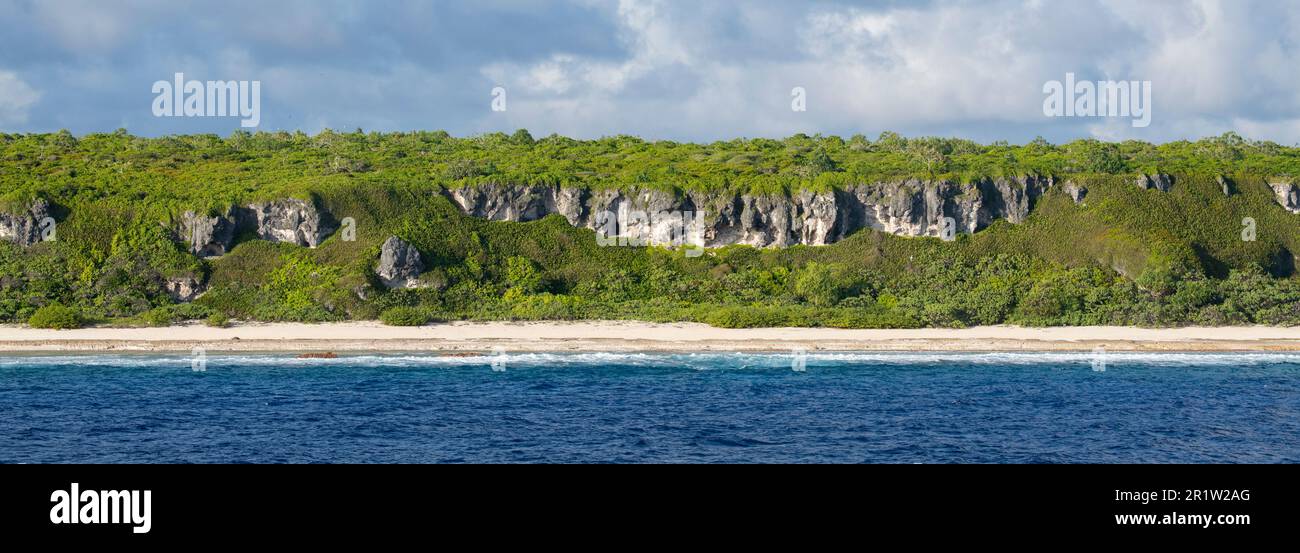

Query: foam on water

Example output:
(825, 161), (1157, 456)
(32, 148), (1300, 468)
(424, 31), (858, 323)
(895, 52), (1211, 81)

(3, 350), (1298, 462)
(2, 351), (1299, 370)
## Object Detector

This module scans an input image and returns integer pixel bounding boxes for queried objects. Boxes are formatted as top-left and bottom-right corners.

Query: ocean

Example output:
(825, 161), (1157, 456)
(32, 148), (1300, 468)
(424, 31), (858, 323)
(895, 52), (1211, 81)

(1, 352), (1297, 463)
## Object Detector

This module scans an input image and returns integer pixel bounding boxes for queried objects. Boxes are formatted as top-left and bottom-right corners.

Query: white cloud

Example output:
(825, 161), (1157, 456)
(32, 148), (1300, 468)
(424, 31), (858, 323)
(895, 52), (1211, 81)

(474, 0), (1118, 139)
(466, 0), (1300, 144)
(483, 0), (692, 98)
(5, 0), (1300, 143)
(0, 71), (40, 126)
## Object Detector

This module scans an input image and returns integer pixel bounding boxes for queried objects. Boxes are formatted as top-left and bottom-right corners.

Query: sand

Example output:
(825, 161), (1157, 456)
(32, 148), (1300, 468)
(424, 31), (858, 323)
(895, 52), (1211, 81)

(2, 321), (1300, 353)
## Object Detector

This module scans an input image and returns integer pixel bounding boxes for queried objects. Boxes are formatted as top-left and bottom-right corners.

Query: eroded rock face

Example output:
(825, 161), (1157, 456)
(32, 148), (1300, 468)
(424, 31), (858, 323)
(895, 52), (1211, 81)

(165, 275), (206, 301)
(1137, 173), (1174, 192)
(1272, 182), (1300, 214)
(1218, 176), (1235, 196)
(0, 199), (53, 247)
(242, 199), (334, 247)
(1063, 181), (1088, 204)
(445, 176), (1052, 247)
(376, 236), (424, 288)
(177, 199), (337, 254)
(446, 183), (558, 223)
(180, 208), (238, 257)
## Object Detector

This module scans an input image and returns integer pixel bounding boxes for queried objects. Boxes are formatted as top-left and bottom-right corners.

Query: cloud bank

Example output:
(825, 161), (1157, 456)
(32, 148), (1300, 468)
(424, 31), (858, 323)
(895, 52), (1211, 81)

(0, 0), (1297, 143)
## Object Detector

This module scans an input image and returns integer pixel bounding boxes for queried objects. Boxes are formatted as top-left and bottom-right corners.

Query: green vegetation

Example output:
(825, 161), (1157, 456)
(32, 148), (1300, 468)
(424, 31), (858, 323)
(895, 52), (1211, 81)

(137, 303), (212, 327)
(379, 306), (432, 327)
(2, 129), (1299, 328)
(27, 304), (82, 329)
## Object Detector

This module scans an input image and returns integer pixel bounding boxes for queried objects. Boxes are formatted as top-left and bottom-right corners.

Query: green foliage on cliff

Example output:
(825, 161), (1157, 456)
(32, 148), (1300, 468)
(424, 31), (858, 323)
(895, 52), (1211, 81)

(4, 128), (1300, 205)
(2, 130), (1299, 328)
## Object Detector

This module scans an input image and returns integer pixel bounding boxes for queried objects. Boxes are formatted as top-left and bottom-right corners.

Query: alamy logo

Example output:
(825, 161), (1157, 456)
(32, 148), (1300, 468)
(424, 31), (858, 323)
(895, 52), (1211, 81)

(1043, 73), (1151, 128)
(39, 216), (56, 242)
(491, 86), (507, 112)
(490, 346), (507, 372)
(939, 216), (956, 242)
(1091, 345), (1107, 373)
(152, 72), (261, 127)
(50, 483), (151, 534)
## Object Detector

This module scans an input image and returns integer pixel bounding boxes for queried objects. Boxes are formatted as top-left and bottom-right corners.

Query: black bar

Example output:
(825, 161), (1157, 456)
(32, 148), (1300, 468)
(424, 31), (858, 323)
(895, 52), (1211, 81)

(1, 464), (1287, 541)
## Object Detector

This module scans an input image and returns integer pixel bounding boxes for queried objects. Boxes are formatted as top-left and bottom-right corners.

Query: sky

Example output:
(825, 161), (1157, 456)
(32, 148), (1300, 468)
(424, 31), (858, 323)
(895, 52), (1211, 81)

(1, 0), (1298, 144)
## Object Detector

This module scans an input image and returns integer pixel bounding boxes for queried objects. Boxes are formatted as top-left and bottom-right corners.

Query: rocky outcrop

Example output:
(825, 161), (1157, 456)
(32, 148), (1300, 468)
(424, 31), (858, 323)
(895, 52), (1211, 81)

(446, 184), (572, 223)
(164, 275), (206, 301)
(177, 199), (336, 254)
(1137, 173), (1173, 192)
(1218, 176), (1234, 196)
(444, 176), (1053, 247)
(0, 199), (53, 247)
(180, 207), (238, 257)
(1272, 182), (1300, 214)
(375, 236), (424, 288)
(1063, 181), (1087, 204)
(242, 199), (334, 247)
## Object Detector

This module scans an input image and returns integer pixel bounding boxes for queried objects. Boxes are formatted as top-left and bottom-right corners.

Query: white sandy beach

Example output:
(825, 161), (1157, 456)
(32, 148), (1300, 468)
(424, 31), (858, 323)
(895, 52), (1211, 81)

(2, 321), (1300, 352)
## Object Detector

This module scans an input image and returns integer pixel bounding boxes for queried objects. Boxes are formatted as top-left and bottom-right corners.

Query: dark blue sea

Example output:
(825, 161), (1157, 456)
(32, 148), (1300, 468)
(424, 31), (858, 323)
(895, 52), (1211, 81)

(1, 352), (1297, 463)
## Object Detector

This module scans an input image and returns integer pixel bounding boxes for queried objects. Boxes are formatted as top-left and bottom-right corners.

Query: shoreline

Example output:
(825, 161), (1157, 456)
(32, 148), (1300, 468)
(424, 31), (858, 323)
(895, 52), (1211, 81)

(3, 321), (1300, 353)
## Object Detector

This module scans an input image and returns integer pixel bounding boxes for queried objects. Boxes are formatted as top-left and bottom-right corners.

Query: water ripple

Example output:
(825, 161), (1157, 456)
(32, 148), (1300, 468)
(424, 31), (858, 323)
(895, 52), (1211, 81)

(0, 352), (1297, 463)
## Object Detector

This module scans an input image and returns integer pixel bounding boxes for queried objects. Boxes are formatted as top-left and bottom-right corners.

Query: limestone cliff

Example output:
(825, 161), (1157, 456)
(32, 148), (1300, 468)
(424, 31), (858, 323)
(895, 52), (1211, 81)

(444, 176), (1055, 247)
(1272, 182), (1300, 214)
(179, 207), (239, 257)
(375, 236), (425, 288)
(178, 199), (335, 255)
(0, 199), (53, 247)
(242, 199), (334, 247)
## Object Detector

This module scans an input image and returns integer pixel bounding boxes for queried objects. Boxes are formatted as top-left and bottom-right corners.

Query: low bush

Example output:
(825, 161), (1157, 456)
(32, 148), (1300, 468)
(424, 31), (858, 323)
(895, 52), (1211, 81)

(380, 306), (431, 326)
(28, 304), (83, 329)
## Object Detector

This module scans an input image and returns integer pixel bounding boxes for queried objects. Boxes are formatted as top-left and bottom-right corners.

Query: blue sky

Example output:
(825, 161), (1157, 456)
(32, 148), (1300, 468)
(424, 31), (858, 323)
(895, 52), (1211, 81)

(1, 0), (1298, 143)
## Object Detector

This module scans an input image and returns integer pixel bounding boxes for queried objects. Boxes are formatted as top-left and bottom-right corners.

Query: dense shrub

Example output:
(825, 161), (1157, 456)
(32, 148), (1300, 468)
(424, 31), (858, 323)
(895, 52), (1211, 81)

(380, 306), (431, 326)
(142, 307), (178, 327)
(702, 306), (795, 328)
(793, 262), (844, 307)
(28, 304), (83, 329)
(139, 304), (212, 327)
(507, 293), (583, 320)
(3, 130), (1300, 329)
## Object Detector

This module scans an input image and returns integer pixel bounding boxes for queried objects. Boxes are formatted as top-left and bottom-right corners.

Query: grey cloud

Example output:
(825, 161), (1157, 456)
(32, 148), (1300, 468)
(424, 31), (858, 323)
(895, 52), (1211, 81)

(0, 0), (1298, 144)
